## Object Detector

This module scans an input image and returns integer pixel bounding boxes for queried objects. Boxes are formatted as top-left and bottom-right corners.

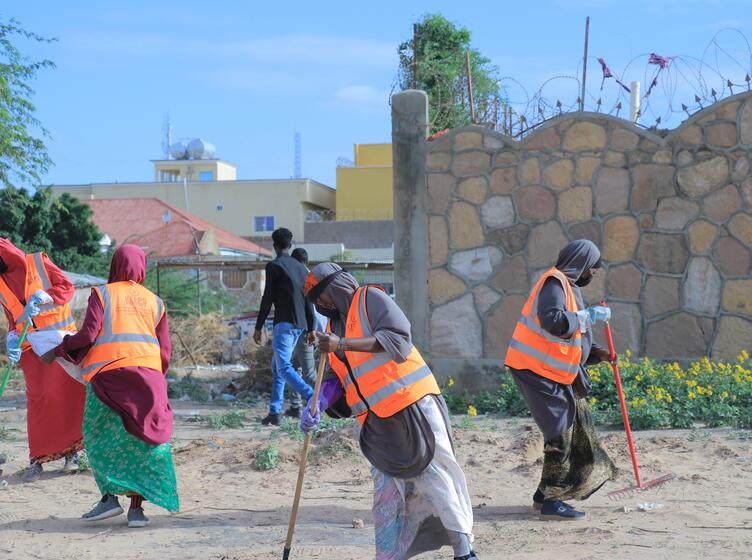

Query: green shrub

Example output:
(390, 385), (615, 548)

(253, 444), (279, 471)
(443, 351), (752, 430)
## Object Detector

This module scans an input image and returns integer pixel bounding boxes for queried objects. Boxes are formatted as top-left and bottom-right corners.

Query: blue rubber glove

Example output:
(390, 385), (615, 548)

(5, 332), (22, 364)
(300, 400), (321, 433)
(16, 290), (52, 325)
(586, 305), (612, 324)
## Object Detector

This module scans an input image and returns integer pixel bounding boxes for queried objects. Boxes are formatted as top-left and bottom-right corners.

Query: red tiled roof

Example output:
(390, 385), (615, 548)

(84, 198), (272, 258)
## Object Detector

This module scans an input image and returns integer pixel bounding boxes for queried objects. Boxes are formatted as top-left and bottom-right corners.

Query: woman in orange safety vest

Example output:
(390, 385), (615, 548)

(300, 262), (478, 560)
(504, 239), (617, 520)
(0, 238), (84, 482)
(48, 245), (178, 528)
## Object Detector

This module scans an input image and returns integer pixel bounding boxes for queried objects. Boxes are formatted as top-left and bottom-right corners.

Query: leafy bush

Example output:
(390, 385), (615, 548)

(205, 409), (245, 430)
(443, 351), (752, 430)
(253, 444), (279, 471)
(587, 351), (752, 430)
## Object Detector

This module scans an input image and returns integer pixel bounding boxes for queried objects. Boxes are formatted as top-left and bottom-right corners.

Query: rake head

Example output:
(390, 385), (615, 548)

(607, 473), (677, 500)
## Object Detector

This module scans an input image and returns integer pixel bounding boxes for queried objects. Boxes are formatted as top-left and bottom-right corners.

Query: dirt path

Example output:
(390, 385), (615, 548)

(1, 394), (751, 560)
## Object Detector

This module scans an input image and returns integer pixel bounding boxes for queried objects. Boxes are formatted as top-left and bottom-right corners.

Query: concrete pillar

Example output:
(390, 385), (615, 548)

(391, 90), (429, 351)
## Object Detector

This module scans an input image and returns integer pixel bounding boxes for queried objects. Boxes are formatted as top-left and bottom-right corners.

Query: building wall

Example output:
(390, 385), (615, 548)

(304, 220), (394, 249)
(52, 179), (335, 242)
(336, 143), (394, 221)
(392, 90), (752, 386)
(355, 143), (393, 166)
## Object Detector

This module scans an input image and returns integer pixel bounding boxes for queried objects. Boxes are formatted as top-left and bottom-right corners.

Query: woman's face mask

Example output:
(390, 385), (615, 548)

(575, 268), (597, 287)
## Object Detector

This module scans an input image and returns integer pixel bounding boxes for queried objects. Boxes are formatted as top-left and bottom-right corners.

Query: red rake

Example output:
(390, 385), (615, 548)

(601, 304), (676, 500)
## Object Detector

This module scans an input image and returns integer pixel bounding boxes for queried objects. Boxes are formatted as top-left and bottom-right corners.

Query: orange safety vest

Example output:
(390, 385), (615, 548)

(0, 253), (76, 348)
(504, 267), (583, 385)
(81, 281), (165, 382)
(327, 286), (440, 424)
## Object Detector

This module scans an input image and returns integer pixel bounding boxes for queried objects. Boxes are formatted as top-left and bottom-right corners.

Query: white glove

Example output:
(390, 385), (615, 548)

(6, 331), (22, 364)
(575, 310), (591, 334)
(31, 290), (53, 306)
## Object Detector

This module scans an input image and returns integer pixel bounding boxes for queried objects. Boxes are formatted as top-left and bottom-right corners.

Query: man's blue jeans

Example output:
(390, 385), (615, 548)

(269, 322), (313, 414)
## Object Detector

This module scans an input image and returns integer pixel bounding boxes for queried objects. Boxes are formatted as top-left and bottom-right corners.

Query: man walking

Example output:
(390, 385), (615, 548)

(254, 228), (314, 426)
(283, 248), (327, 418)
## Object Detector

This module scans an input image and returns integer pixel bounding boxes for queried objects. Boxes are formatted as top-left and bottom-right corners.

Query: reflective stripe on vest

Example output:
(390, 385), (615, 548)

(81, 282), (163, 380)
(327, 286), (440, 422)
(0, 253), (76, 339)
(504, 268), (583, 385)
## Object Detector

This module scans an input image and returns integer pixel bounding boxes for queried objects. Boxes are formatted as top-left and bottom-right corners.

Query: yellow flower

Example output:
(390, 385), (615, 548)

(688, 391), (696, 399)
(467, 405), (478, 417)
(686, 380), (697, 388)
(639, 398), (647, 406)
(722, 391), (729, 399)
(447, 377), (455, 388)
(589, 396), (598, 405)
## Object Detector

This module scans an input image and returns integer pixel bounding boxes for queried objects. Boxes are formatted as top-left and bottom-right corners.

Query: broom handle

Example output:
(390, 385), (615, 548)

(0, 322), (30, 399)
(283, 353), (328, 559)
(601, 310), (642, 488)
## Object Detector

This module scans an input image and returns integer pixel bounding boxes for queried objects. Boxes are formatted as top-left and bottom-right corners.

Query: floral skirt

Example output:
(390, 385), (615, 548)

(82, 384), (179, 512)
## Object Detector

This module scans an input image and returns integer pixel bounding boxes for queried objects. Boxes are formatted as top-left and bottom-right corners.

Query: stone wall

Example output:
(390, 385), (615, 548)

(405, 91), (752, 381)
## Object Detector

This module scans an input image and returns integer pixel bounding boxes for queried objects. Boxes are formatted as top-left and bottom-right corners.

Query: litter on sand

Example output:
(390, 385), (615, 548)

(622, 502), (665, 513)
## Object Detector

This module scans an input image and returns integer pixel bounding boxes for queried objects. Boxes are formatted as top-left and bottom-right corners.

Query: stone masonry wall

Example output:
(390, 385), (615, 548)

(423, 92), (752, 374)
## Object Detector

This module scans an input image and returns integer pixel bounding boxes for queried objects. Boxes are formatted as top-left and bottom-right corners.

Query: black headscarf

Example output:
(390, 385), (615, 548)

(555, 240), (601, 284)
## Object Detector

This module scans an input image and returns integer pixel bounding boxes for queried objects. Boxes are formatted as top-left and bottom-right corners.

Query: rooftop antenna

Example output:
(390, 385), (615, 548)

(162, 115), (172, 159)
(294, 132), (302, 179)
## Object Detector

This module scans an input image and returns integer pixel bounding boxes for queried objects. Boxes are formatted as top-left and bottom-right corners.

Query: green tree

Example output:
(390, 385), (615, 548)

(0, 186), (110, 275)
(398, 13), (504, 133)
(0, 18), (55, 188)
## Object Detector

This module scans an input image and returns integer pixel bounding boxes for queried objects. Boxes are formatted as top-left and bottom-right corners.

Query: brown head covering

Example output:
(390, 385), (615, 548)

(108, 244), (147, 284)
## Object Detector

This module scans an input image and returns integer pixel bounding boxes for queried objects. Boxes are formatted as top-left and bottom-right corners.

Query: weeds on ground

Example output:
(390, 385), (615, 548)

(205, 409), (245, 429)
(278, 417), (304, 441)
(0, 426), (14, 441)
(253, 444), (279, 471)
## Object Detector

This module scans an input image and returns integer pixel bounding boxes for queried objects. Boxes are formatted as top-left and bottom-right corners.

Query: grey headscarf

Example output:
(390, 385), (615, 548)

(307, 262), (413, 362)
(555, 240), (602, 283)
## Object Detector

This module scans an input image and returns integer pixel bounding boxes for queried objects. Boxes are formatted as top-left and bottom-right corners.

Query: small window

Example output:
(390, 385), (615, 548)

(217, 205), (224, 211)
(254, 216), (275, 232)
(199, 170), (214, 181)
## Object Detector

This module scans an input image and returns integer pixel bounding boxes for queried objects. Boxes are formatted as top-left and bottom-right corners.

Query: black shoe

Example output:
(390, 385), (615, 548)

(540, 500), (586, 520)
(532, 488), (545, 511)
(455, 552), (478, 560)
(261, 413), (280, 426)
(284, 407), (301, 419)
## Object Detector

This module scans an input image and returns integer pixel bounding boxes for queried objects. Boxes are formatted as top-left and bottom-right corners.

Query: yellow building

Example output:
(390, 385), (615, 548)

(335, 143), (393, 221)
(51, 158), (334, 243)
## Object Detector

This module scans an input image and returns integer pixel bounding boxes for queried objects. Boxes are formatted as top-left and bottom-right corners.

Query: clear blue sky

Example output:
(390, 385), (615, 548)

(7, 1), (752, 188)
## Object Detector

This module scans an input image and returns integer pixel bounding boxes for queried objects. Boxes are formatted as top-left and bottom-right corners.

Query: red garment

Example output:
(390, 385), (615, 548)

(0, 238), (85, 463)
(55, 245), (173, 445)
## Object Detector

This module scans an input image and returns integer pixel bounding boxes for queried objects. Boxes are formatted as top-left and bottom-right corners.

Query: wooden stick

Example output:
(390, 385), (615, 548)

(283, 354), (327, 559)
(175, 330), (199, 370)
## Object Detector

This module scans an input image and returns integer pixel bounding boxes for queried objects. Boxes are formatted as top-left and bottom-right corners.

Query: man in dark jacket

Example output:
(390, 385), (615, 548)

(254, 228), (314, 426)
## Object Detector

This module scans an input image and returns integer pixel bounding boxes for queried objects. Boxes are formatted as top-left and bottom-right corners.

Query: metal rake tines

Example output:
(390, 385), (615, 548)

(607, 473), (677, 501)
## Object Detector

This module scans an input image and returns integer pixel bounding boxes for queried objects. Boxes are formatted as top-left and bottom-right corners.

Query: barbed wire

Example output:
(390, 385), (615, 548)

(391, 28), (752, 139)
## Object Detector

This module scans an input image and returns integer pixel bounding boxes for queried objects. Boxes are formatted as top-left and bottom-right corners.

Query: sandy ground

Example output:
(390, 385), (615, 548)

(1, 385), (751, 560)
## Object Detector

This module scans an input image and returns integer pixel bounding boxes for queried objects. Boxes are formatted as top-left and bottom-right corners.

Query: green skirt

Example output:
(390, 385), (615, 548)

(83, 384), (179, 512)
